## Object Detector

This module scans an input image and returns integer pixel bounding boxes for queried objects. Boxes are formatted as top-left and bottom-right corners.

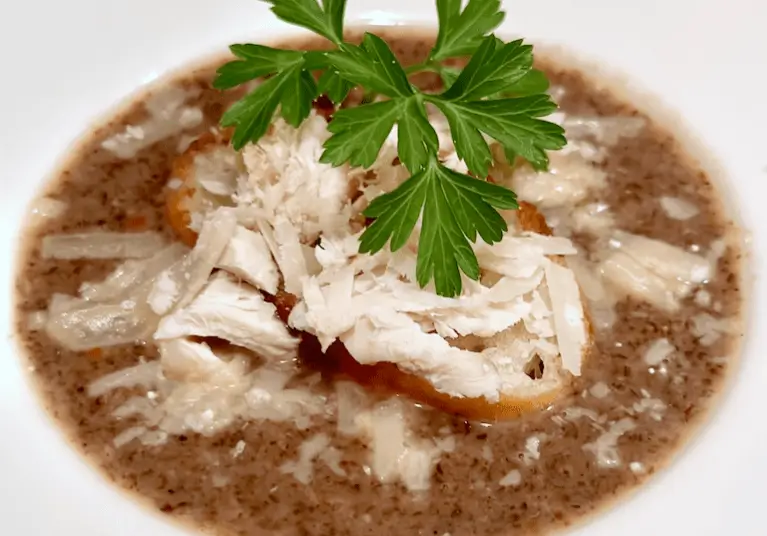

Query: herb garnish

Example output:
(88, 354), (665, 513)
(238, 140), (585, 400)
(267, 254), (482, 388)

(214, 0), (566, 297)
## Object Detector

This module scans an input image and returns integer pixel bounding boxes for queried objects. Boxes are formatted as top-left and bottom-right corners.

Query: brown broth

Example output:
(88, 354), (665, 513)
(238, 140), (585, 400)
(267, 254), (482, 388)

(14, 29), (744, 536)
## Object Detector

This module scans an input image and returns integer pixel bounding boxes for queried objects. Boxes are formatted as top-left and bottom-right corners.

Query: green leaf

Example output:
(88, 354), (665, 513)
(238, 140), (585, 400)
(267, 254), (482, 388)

(221, 67), (300, 149)
(280, 69), (318, 126)
(442, 36), (533, 101)
(504, 68), (549, 97)
(317, 69), (352, 103)
(321, 99), (403, 167)
(432, 95), (566, 171)
(213, 45), (304, 89)
(361, 163), (516, 297)
(322, 0), (347, 41)
(360, 170), (429, 253)
(397, 97), (439, 173)
(325, 33), (413, 97)
(262, 0), (342, 44)
(430, 0), (505, 62)
(416, 170), (479, 296)
(431, 99), (492, 177)
(438, 66), (462, 90)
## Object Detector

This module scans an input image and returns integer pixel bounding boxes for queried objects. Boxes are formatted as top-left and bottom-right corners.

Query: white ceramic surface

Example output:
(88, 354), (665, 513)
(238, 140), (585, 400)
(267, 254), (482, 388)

(1, 1), (765, 534)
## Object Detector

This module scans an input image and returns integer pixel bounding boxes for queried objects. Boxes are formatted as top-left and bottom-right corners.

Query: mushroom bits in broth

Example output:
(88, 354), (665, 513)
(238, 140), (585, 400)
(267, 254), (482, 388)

(14, 1), (744, 535)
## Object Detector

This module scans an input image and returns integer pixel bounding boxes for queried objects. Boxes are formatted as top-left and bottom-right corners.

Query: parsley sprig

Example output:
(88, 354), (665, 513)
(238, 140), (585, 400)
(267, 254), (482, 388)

(214, 0), (566, 297)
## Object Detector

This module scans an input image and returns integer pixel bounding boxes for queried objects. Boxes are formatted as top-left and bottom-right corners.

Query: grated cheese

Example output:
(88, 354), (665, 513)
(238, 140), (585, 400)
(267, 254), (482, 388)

(155, 272), (298, 361)
(643, 338), (675, 366)
(28, 196), (68, 226)
(691, 313), (736, 346)
(280, 433), (331, 484)
(499, 469), (522, 487)
(42, 231), (165, 260)
(660, 196), (700, 221)
(589, 382), (611, 399)
(217, 226), (280, 294)
(583, 418), (636, 468)
(101, 87), (203, 159)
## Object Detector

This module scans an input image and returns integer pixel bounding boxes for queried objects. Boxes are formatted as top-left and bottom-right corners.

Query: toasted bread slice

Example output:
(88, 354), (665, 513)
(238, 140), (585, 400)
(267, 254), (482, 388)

(312, 202), (590, 421)
(166, 142), (591, 421)
(165, 131), (232, 247)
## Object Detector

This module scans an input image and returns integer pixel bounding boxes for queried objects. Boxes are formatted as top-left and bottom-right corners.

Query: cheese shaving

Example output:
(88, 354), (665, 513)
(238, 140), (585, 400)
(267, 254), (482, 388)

(155, 272), (298, 361)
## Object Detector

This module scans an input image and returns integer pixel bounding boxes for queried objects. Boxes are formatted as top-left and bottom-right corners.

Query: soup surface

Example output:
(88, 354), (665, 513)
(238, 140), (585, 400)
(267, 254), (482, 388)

(14, 29), (744, 536)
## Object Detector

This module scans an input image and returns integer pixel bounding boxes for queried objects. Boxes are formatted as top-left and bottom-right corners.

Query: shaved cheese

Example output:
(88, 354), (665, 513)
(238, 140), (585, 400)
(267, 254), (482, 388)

(272, 217), (309, 296)
(695, 289), (712, 308)
(41, 231), (165, 260)
(566, 256), (617, 331)
(113, 426), (149, 448)
(140, 430), (169, 447)
(155, 272), (298, 361)
(231, 440), (246, 458)
(101, 87), (203, 159)
(562, 116), (645, 146)
(148, 270), (179, 314)
(563, 406), (605, 424)
(632, 395), (666, 421)
(48, 293), (80, 314)
(113, 396), (163, 425)
(159, 338), (226, 382)
(335, 381), (370, 436)
(583, 418), (636, 468)
(217, 226), (279, 294)
(511, 153), (607, 209)
(571, 203), (615, 235)
(238, 111), (351, 241)
(343, 317), (502, 400)
(644, 338), (675, 366)
(601, 232), (711, 312)
(300, 266), (357, 349)
(315, 233), (362, 269)
(356, 399), (445, 492)
(45, 246), (181, 349)
(613, 231), (711, 284)
(28, 196), (67, 226)
(96, 358), (324, 438)
(319, 446), (347, 477)
(80, 243), (187, 302)
(600, 251), (682, 312)
(27, 311), (47, 331)
(499, 469), (522, 487)
(691, 313), (736, 346)
(46, 296), (157, 351)
(157, 355), (253, 435)
(660, 196), (699, 221)
(280, 433), (331, 484)
(545, 261), (587, 375)
(589, 382), (611, 399)
(193, 145), (241, 196)
(150, 208), (237, 315)
(522, 435), (544, 464)
(88, 361), (163, 397)
(244, 368), (325, 428)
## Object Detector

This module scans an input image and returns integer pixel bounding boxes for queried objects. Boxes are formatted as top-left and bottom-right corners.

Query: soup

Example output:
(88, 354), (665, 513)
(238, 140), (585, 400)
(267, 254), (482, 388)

(14, 29), (744, 536)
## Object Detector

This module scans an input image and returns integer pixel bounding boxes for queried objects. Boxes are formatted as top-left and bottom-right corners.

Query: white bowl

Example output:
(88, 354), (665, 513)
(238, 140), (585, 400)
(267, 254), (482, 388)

(1, 0), (765, 534)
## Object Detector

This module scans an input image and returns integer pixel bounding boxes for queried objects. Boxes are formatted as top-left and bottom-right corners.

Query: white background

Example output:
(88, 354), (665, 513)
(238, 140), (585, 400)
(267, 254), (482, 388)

(0, 1), (765, 534)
